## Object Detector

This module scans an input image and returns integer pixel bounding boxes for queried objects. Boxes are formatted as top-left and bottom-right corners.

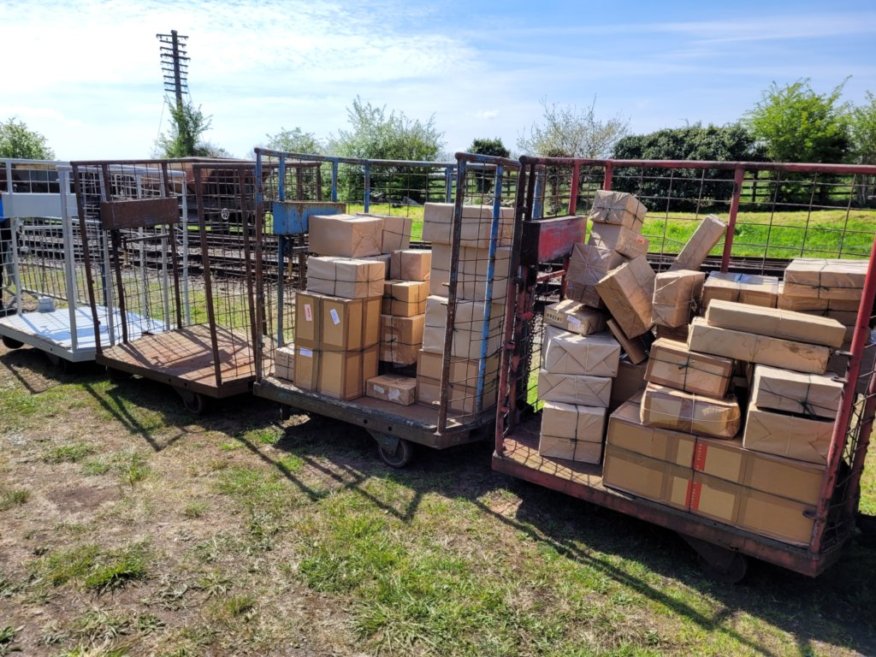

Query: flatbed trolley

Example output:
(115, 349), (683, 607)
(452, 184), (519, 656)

(251, 149), (520, 466)
(492, 154), (876, 579)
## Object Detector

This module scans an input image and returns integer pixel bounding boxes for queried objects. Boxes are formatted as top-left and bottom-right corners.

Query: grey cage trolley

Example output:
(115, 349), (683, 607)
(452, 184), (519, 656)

(250, 148), (520, 466)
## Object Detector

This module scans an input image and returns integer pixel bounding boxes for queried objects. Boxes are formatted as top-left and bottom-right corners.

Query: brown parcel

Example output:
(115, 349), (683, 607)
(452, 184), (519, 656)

(417, 349), (500, 386)
(306, 256), (385, 299)
(645, 338), (733, 398)
(421, 202), (515, 248)
(602, 444), (693, 511)
(390, 249), (431, 281)
(588, 222), (649, 259)
(538, 401), (606, 464)
(689, 473), (815, 547)
(308, 214), (382, 258)
(542, 326), (621, 377)
(295, 291), (381, 351)
(652, 269), (706, 327)
(606, 398), (696, 467)
(366, 374), (417, 406)
(378, 215), (411, 253)
(293, 345), (318, 392)
(422, 295), (503, 359)
(783, 258), (867, 301)
(364, 253), (391, 278)
(537, 369), (612, 407)
(742, 403), (833, 465)
(687, 317), (829, 375)
(429, 243), (511, 301)
(274, 344), (295, 381)
(693, 437), (824, 505)
(382, 280), (429, 317)
(565, 243), (627, 308)
(640, 383), (741, 439)
(777, 283), (860, 312)
(751, 365), (843, 420)
(605, 319), (648, 365)
(416, 373), (498, 415)
(705, 299), (846, 349)
(587, 190), (647, 230)
(596, 255), (656, 338)
(668, 214), (726, 272)
(701, 272), (779, 309)
(654, 324), (689, 342)
(544, 299), (606, 336)
(380, 314), (425, 366)
(609, 360), (648, 410)
(319, 347), (379, 401)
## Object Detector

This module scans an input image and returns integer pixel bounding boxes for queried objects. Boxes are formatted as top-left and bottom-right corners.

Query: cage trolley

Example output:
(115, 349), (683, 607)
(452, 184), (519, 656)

(492, 155), (876, 579)
(251, 148), (520, 466)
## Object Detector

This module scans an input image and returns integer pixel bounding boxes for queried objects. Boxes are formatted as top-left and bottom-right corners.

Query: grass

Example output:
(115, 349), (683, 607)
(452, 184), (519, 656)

(43, 443), (96, 464)
(37, 543), (149, 593)
(0, 489), (29, 511)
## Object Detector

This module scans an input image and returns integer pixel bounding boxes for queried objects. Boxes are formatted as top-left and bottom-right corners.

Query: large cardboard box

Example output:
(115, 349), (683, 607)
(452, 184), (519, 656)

(422, 202), (515, 248)
(319, 347), (379, 400)
(293, 345), (319, 391)
(309, 214), (382, 258)
(702, 272), (779, 309)
(777, 283), (860, 312)
(742, 403), (833, 465)
(587, 190), (647, 230)
(602, 444), (693, 510)
(274, 344), (295, 381)
(390, 249), (431, 281)
(606, 399), (696, 467)
(688, 317), (830, 374)
(641, 383), (741, 439)
(422, 295), (503, 359)
(544, 299), (606, 336)
(417, 349), (499, 386)
(565, 243), (627, 308)
(668, 215), (726, 272)
(693, 437), (825, 505)
(295, 291), (381, 351)
(596, 256), (655, 338)
(383, 280), (429, 317)
(378, 215), (412, 253)
(588, 222), (649, 258)
(538, 401), (606, 463)
(652, 269), (706, 327)
(783, 258), (867, 301)
(429, 243), (511, 301)
(705, 299), (846, 349)
(380, 314), (425, 365)
(542, 326), (621, 377)
(750, 365), (843, 420)
(366, 374), (417, 406)
(538, 369), (612, 407)
(306, 256), (385, 299)
(609, 360), (648, 410)
(645, 338), (733, 398)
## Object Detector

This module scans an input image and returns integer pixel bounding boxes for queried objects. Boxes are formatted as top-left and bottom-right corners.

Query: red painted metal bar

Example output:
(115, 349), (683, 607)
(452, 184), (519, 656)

(602, 161), (614, 191)
(846, 360), (876, 519)
(567, 162), (580, 215)
(720, 166), (745, 272)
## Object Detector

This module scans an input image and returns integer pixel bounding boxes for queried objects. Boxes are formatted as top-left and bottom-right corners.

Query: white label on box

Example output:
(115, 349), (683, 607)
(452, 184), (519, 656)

(330, 308), (340, 325)
(568, 316), (582, 331)
(304, 303), (313, 322)
(300, 348), (313, 358)
(373, 385), (385, 394)
(389, 389), (401, 401)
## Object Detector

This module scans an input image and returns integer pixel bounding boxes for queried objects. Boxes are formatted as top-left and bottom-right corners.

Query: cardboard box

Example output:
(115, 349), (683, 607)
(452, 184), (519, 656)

(309, 214), (382, 258)
(587, 190), (647, 230)
(596, 256), (655, 338)
(693, 437), (824, 505)
(538, 401), (606, 463)
(542, 326), (621, 377)
(641, 383), (741, 439)
(668, 215), (726, 272)
(382, 280), (429, 317)
(422, 202), (514, 248)
(390, 249), (431, 281)
(319, 346), (379, 400)
(544, 300), (606, 336)
(742, 403), (833, 465)
(777, 283), (860, 312)
(609, 360), (648, 410)
(688, 317), (830, 374)
(602, 444), (693, 510)
(588, 221), (649, 258)
(705, 300), (846, 349)
(605, 319), (648, 365)
(565, 243), (627, 308)
(652, 269), (705, 327)
(429, 243), (511, 301)
(702, 272), (779, 310)
(606, 398), (696, 466)
(416, 374), (498, 415)
(417, 349), (499, 386)
(293, 345), (318, 391)
(295, 292), (381, 351)
(422, 295), (503, 359)
(274, 344), (295, 381)
(750, 365), (843, 420)
(783, 258), (867, 301)
(538, 369), (612, 407)
(379, 215), (412, 253)
(655, 324), (689, 342)
(366, 374), (416, 406)
(645, 338), (733, 398)
(364, 253), (391, 278)
(689, 473), (815, 546)
(380, 314), (425, 365)
(306, 256), (385, 299)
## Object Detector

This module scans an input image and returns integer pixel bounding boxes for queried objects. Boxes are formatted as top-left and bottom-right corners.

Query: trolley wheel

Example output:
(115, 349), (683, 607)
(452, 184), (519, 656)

(2, 335), (23, 350)
(279, 404), (292, 421)
(107, 367), (133, 383)
(371, 432), (415, 468)
(682, 535), (749, 584)
(45, 352), (70, 374)
(177, 389), (209, 416)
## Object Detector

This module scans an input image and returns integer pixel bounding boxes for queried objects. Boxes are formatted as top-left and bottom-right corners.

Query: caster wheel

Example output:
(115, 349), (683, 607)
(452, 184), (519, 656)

(375, 436), (415, 468)
(279, 405), (291, 421)
(697, 552), (748, 584)
(2, 335), (23, 350)
(178, 389), (208, 415)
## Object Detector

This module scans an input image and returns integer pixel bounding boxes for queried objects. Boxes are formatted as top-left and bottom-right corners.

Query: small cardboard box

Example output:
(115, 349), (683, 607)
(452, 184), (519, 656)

(742, 403), (833, 465)
(750, 365), (843, 420)
(366, 374), (417, 406)
(422, 202), (514, 248)
(777, 283), (860, 312)
(538, 401), (607, 463)
(652, 269), (705, 328)
(544, 299), (606, 336)
(693, 437), (825, 505)
(783, 258), (867, 301)
(655, 324), (689, 342)
(295, 291), (381, 351)
(379, 215), (412, 253)
(382, 280), (429, 317)
(596, 256), (655, 338)
(702, 272), (779, 310)
(537, 369), (612, 407)
(429, 243), (511, 301)
(689, 473), (816, 546)
(380, 314), (425, 365)
(306, 256), (385, 299)
(641, 383), (741, 439)
(390, 249), (432, 281)
(417, 349), (499, 385)
(565, 243), (627, 308)
(309, 214), (382, 258)
(422, 295), (503, 359)
(705, 299), (846, 349)
(587, 190), (647, 230)
(416, 374), (498, 415)
(274, 344), (295, 381)
(645, 338), (733, 398)
(542, 326), (621, 377)
(293, 345), (319, 391)
(588, 221), (649, 258)
(318, 346), (379, 400)
(606, 398), (696, 467)
(364, 253), (391, 278)
(668, 215), (726, 272)
(609, 360), (648, 410)
(605, 319), (648, 365)
(688, 317), (830, 375)
(602, 444), (693, 511)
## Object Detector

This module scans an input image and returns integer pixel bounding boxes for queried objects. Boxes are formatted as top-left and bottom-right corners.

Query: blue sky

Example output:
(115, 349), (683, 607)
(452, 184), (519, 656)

(1, 0), (874, 160)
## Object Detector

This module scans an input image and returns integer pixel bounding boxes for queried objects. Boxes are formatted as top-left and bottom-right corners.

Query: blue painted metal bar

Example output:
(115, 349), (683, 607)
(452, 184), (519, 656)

(532, 167), (545, 219)
(276, 157), (287, 346)
(444, 167), (453, 203)
(363, 163), (371, 213)
(331, 160), (339, 202)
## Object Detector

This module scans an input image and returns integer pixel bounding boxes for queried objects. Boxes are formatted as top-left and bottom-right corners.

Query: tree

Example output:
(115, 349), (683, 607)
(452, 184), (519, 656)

(468, 138), (511, 194)
(0, 118), (54, 159)
(156, 99), (215, 158)
(517, 99), (628, 158)
(850, 92), (876, 206)
(264, 127), (323, 155)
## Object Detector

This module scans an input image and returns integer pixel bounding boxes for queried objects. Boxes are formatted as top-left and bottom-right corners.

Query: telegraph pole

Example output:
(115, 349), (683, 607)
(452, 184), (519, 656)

(156, 30), (189, 109)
